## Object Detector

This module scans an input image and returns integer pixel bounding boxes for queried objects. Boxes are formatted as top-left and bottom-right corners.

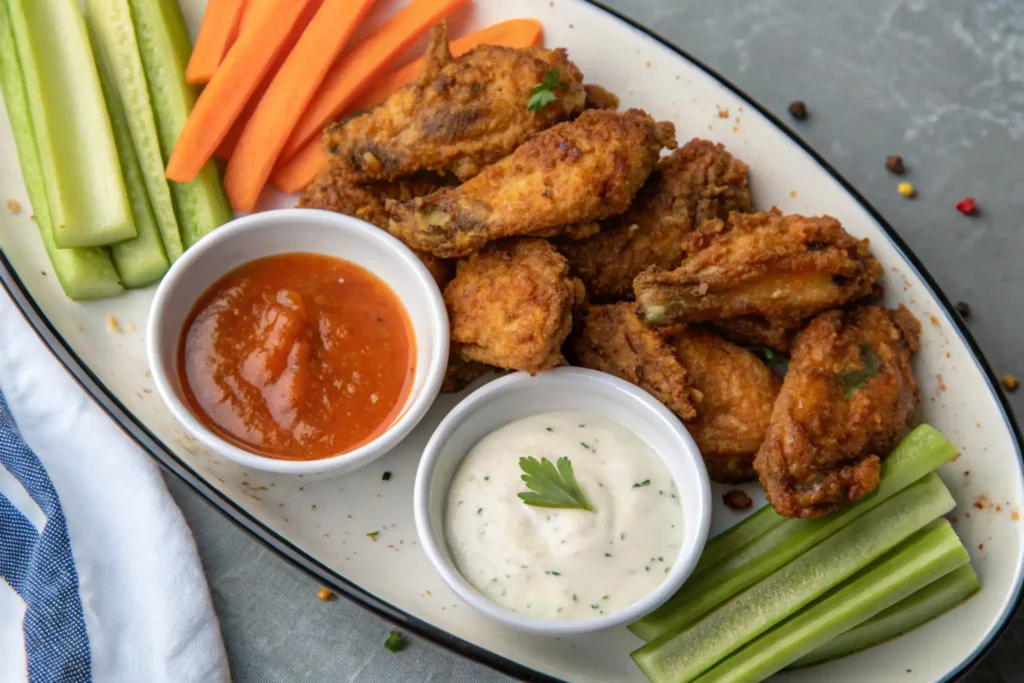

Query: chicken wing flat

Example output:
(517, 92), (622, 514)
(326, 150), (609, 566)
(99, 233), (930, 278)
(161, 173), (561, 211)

(635, 210), (882, 326)
(583, 83), (620, 110)
(323, 23), (585, 183)
(707, 315), (799, 354)
(754, 305), (921, 519)
(388, 108), (677, 258)
(559, 138), (752, 299)
(664, 326), (780, 483)
(445, 238), (583, 373)
(571, 303), (700, 420)
(298, 168), (453, 287)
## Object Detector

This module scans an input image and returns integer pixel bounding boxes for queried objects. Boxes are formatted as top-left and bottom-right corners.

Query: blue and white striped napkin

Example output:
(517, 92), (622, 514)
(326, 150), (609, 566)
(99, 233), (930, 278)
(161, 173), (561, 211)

(0, 292), (230, 683)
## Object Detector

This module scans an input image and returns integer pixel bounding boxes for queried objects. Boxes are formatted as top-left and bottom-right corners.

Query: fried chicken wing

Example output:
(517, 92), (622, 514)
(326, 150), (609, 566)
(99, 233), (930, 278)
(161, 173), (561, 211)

(442, 352), (493, 393)
(635, 210), (882, 326)
(445, 239), (583, 373)
(323, 23), (585, 183)
(571, 303), (700, 420)
(754, 305), (921, 519)
(388, 109), (677, 258)
(559, 138), (752, 299)
(298, 168), (453, 287)
(664, 326), (781, 483)
(583, 83), (620, 110)
(707, 315), (799, 354)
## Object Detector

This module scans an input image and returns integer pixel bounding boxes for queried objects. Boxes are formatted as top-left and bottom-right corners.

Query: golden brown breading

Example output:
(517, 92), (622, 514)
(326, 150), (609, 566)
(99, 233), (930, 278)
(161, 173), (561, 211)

(754, 305), (922, 519)
(706, 315), (799, 354)
(664, 326), (780, 483)
(388, 109), (677, 258)
(441, 352), (493, 393)
(571, 303), (700, 420)
(445, 239), (583, 373)
(559, 138), (752, 299)
(583, 83), (620, 110)
(323, 23), (585, 183)
(298, 168), (453, 288)
(634, 210), (882, 326)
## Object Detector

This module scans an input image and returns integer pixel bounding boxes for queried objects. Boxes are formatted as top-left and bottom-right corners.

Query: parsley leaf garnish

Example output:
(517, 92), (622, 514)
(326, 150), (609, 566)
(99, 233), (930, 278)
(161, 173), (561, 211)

(527, 69), (568, 112)
(518, 456), (594, 511)
(384, 630), (407, 653)
(836, 344), (881, 400)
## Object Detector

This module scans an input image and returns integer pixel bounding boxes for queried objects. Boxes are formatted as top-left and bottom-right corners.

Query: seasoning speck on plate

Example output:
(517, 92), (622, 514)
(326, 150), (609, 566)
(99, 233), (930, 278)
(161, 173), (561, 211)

(898, 181), (916, 198)
(1002, 375), (1019, 392)
(956, 197), (978, 216)
(723, 490), (753, 510)
(885, 155), (905, 175)
(316, 587), (334, 601)
(955, 301), (970, 318)
(106, 316), (121, 334)
(787, 100), (808, 120)
(6, 198), (20, 214)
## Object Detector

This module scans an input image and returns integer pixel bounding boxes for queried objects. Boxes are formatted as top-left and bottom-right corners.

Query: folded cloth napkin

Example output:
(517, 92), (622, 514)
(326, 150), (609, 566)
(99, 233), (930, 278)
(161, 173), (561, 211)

(0, 291), (230, 683)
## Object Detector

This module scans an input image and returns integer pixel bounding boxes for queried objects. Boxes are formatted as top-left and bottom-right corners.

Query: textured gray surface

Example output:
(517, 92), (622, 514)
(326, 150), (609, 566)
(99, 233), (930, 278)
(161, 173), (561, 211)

(167, 0), (1024, 680)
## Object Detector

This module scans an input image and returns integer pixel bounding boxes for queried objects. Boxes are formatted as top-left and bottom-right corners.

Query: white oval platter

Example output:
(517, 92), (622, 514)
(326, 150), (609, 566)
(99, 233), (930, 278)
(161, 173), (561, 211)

(0, 0), (1021, 681)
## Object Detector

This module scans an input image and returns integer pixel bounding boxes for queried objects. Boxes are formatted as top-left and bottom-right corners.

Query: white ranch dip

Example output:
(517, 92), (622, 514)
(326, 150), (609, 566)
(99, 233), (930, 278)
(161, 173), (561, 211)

(444, 411), (683, 621)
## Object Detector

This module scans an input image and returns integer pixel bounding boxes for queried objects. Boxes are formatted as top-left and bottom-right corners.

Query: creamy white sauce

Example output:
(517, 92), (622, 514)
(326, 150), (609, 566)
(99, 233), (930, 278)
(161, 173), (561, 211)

(444, 411), (683, 621)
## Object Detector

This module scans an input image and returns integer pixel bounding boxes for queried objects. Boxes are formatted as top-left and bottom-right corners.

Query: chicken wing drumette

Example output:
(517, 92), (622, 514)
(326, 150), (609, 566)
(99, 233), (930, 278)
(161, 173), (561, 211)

(706, 315), (800, 355)
(571, 303), (700, 421)
(754, 305), (921, 519)
(445, 238), (583, 373)
(387, 109), (677, 258)
(665, 326), (781, 483)
(559, 138), (752, 299)
(323, 23), (585, 183)
(634, 210), (882, 326)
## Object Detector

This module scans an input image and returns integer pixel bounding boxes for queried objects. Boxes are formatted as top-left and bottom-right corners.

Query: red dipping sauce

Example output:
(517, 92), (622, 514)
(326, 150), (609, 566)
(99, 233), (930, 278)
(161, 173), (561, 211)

(178, 253), (415, 460)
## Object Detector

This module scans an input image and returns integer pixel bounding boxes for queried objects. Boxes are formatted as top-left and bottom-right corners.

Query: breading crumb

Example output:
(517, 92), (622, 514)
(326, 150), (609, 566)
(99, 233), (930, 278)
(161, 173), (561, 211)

(1002, 375), (1019, 392)
(316, 587), (334, 601)
(7, 199), (20, 214)
(723, 490), (753, 510)
(107, 316), (121, 334)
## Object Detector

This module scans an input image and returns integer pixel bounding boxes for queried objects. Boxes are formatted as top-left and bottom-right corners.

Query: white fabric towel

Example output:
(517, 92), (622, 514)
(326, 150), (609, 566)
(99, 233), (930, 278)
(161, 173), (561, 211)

(0, 290), (230, 683)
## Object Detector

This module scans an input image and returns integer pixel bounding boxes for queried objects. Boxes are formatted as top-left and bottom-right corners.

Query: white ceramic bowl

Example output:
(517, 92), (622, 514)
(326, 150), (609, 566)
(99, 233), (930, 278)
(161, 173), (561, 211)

(414, 367), (711, 635)
(147, 208), (449, 477)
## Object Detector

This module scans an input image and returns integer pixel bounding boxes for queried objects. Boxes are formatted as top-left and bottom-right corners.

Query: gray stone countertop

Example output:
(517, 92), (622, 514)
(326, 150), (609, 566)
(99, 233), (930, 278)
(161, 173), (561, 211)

(167, 0), (1024, 680)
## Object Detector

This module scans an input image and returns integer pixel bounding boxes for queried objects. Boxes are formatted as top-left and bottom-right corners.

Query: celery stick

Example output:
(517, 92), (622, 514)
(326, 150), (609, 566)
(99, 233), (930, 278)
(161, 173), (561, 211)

(7, 0), (135, 248)
(128, 0), (232, 247)
(691, 520), (970, 682)
(84, 0), (182, 262)
(0, 0), (122, 300)
(790, 562), (980, 668)
(93, 27), (169, 288)
(691, 504), (786, 578)
(631, 473), (955, 683)
(630, 425), (957, 641)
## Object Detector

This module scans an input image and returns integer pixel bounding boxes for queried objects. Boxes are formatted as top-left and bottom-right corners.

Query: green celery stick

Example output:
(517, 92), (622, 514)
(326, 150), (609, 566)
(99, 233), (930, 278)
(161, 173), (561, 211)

(691, 520), (970, 682)
(84, 0), (182, 261)
(7, 0), (135, 248)
(0, 0), (122, 300)
(790, 562), (980, 668)
(128, 0), (232, 248)
(690, 504), (786, 579)
(631, 472), (956, 683)
(92, 25), (169, 288)
(630, 424), (958, 641)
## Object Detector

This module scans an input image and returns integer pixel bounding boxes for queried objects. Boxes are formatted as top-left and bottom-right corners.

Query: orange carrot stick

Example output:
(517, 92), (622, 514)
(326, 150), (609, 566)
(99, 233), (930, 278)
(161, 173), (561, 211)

(165, 0), (320, 183)
(236, 0), (275, 38)
(185, 0), (248, 84)
(348, 18), (542, 115)
(223, 0), (377, 212)
(277, 0), (472, 164)
(271, 19), (543, 195)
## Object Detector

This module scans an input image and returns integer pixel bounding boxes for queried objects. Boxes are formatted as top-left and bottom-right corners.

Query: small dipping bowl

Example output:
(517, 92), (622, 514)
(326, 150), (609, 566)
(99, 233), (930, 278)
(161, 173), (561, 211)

(147, 208), (449, 478)
(414, 367), (711, 635)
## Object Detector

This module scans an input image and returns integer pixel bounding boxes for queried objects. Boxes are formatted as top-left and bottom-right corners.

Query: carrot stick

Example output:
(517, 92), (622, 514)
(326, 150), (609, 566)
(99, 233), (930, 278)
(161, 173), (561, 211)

(236, 0), (275, 38)
(165, 0), (319, 183)
(348, 18), (542, 115)
(270, 18), (543, 195)
(277, 0), (472, 165)
(185, 0), (247, 84)
(223, 0), (377, 212)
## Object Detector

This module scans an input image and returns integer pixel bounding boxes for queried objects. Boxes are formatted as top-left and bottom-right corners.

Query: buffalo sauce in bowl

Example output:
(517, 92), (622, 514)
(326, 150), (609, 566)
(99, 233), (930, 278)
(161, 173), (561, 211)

(178, 253), (415, 461)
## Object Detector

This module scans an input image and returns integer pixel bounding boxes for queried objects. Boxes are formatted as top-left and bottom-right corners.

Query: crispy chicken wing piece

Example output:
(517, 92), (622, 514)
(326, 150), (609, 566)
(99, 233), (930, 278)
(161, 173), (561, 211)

(583, 83), (620, 110)
(445, 238), (583, 373)
(441, 351), (493, 393)
(571, 303), (700, 420)
(388, 109), (677, 258)
(706, 315), (800, 354)
(323, 23), (585, 183)
(634, 210), (882, 326)
(754, 305), (922, 519)
(559, 138), (752, 299)
(298, 168), (453, 287)
(664, 326), (781, 483)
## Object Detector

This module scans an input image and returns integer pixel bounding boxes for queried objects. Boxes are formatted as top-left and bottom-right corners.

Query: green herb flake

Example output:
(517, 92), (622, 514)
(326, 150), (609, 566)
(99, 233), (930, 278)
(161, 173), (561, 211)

(602, 595), (609, 601)
(527, 69), (568, 112)
(591, 603), (600, 610)
(367, 531), (380, 541)
(518, 456), (594, 512)
(572, 594), (578, 602)
(836, 344), (881, 400)
(381, 471), (392, 481)
(633, 479), (651, 488)
(483, 476), (490, 481)
(546, 427), (554, 432)
(604, 553), (613, 558)
(477, 507), (483, 515)
(580, 441), (593, 451)
(385, 630), (407, 653)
